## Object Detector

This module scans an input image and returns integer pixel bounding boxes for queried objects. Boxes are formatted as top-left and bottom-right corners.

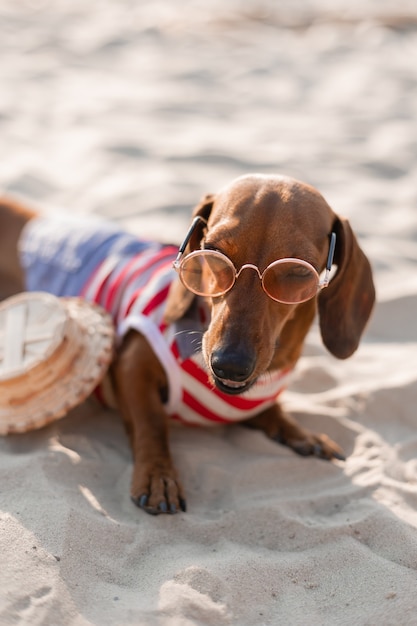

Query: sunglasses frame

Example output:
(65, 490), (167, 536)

(173, 216), (336, 304)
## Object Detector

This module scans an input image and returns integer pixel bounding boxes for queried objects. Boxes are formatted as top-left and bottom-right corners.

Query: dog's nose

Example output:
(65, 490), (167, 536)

(210, 349), (256, 382)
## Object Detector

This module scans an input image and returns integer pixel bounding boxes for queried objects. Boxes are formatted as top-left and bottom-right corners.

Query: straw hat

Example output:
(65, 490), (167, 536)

(0, 292), (115, 435)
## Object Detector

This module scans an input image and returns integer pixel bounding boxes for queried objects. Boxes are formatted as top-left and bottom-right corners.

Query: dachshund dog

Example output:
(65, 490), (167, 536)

(0, 174), (375, 515)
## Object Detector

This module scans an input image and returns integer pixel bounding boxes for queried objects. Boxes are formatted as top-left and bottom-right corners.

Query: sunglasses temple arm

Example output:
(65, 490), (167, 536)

(173, 216), (207, 268)
(327, 232), (336, 270)
(321, 231), (336, 287)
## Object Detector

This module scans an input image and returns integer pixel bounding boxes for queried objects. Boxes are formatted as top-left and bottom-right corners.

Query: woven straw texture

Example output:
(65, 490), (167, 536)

(0, 292), (115, 434)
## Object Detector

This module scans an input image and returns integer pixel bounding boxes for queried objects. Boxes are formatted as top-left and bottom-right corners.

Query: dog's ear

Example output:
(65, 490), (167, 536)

(164, 194), (215, 324)
(318, 216), (375, 359)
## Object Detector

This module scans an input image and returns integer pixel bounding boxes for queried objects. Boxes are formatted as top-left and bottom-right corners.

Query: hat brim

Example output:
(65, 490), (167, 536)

(0, 294), (115, 435)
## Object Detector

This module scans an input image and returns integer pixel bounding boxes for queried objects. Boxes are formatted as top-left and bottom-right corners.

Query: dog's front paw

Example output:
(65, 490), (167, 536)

(245, 406), (345, 462)
(130, 465), (187, 515)
(276, 430), (346, 462)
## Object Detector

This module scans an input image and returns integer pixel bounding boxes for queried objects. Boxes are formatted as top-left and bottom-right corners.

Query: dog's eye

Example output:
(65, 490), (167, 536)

(285, 267), (312, 279)
(263, 261), (319, 303)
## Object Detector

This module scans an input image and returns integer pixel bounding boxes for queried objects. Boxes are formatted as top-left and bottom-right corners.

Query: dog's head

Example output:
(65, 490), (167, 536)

(164, 174), (375, 395)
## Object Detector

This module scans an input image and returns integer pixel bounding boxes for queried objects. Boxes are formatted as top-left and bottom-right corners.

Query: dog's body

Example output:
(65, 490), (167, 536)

(0, 175), (375, 514)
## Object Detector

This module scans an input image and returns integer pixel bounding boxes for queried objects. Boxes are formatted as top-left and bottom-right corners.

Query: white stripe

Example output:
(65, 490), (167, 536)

(118, 266), (175, 324)
(173, 403), (219, 426)
(117, 314), (182, 414)
(84, 246), (167, 311)
(102, 249), (165, 316)
(82, 256), (119, 301)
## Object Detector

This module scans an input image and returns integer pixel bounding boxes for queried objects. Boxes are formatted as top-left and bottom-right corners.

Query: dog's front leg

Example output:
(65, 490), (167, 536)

(111, 331), (186, 515)
(245, 403), (346, 461)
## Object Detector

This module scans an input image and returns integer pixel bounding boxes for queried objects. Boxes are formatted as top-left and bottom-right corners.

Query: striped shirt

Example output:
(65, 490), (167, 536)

(20, 215), (291, 425)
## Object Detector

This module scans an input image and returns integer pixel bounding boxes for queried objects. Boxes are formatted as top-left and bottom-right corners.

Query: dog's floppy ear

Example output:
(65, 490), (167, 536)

(318, 216), (375, 359)
(164, 194), (215, 324)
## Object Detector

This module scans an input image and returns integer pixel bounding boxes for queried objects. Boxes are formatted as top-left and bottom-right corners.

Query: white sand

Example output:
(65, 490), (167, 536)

(1, 1), (417, 624)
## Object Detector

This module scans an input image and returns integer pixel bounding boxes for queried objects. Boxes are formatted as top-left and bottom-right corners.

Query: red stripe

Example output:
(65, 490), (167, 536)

(93, 384), (106, 405)
(105, 247), (176, 311)
(143, 283), (171, 315)
(182, 390), (233, 424)
(81, 263), (108, 303)
(104, 256), (138, 310)
(124, 282), (171, 317)
(125, 247), (176, 286)
(171, 342), (180, 359)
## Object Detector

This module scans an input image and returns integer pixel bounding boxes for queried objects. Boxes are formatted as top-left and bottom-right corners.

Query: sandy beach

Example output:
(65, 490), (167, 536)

(1, 1), (417, 624)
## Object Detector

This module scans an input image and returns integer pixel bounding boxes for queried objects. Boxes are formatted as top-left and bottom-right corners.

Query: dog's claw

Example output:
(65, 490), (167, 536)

(313, 443), (323, 457)
(138, 494), (148, 508)
(132, 495), (166, 516)
(132, 492), (186, 515)
(313, 438), (346, 462)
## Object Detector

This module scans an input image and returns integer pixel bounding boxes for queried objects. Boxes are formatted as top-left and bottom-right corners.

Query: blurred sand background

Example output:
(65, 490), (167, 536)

(1, 1), (417, 624)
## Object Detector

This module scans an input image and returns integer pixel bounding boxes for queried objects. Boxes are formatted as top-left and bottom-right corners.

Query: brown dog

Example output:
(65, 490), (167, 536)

(0, 175), (375, 514)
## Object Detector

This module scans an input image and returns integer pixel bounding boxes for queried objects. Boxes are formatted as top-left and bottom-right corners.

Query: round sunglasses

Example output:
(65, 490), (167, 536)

(173, 217), (336, 305)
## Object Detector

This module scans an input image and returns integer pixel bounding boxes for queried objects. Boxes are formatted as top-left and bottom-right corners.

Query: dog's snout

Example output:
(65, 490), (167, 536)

(211, 349), (256, 383)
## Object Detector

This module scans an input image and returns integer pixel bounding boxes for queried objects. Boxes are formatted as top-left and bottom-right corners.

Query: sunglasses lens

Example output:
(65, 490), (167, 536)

(263, 261), (318, 303)
(179, 252), (235, 296)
